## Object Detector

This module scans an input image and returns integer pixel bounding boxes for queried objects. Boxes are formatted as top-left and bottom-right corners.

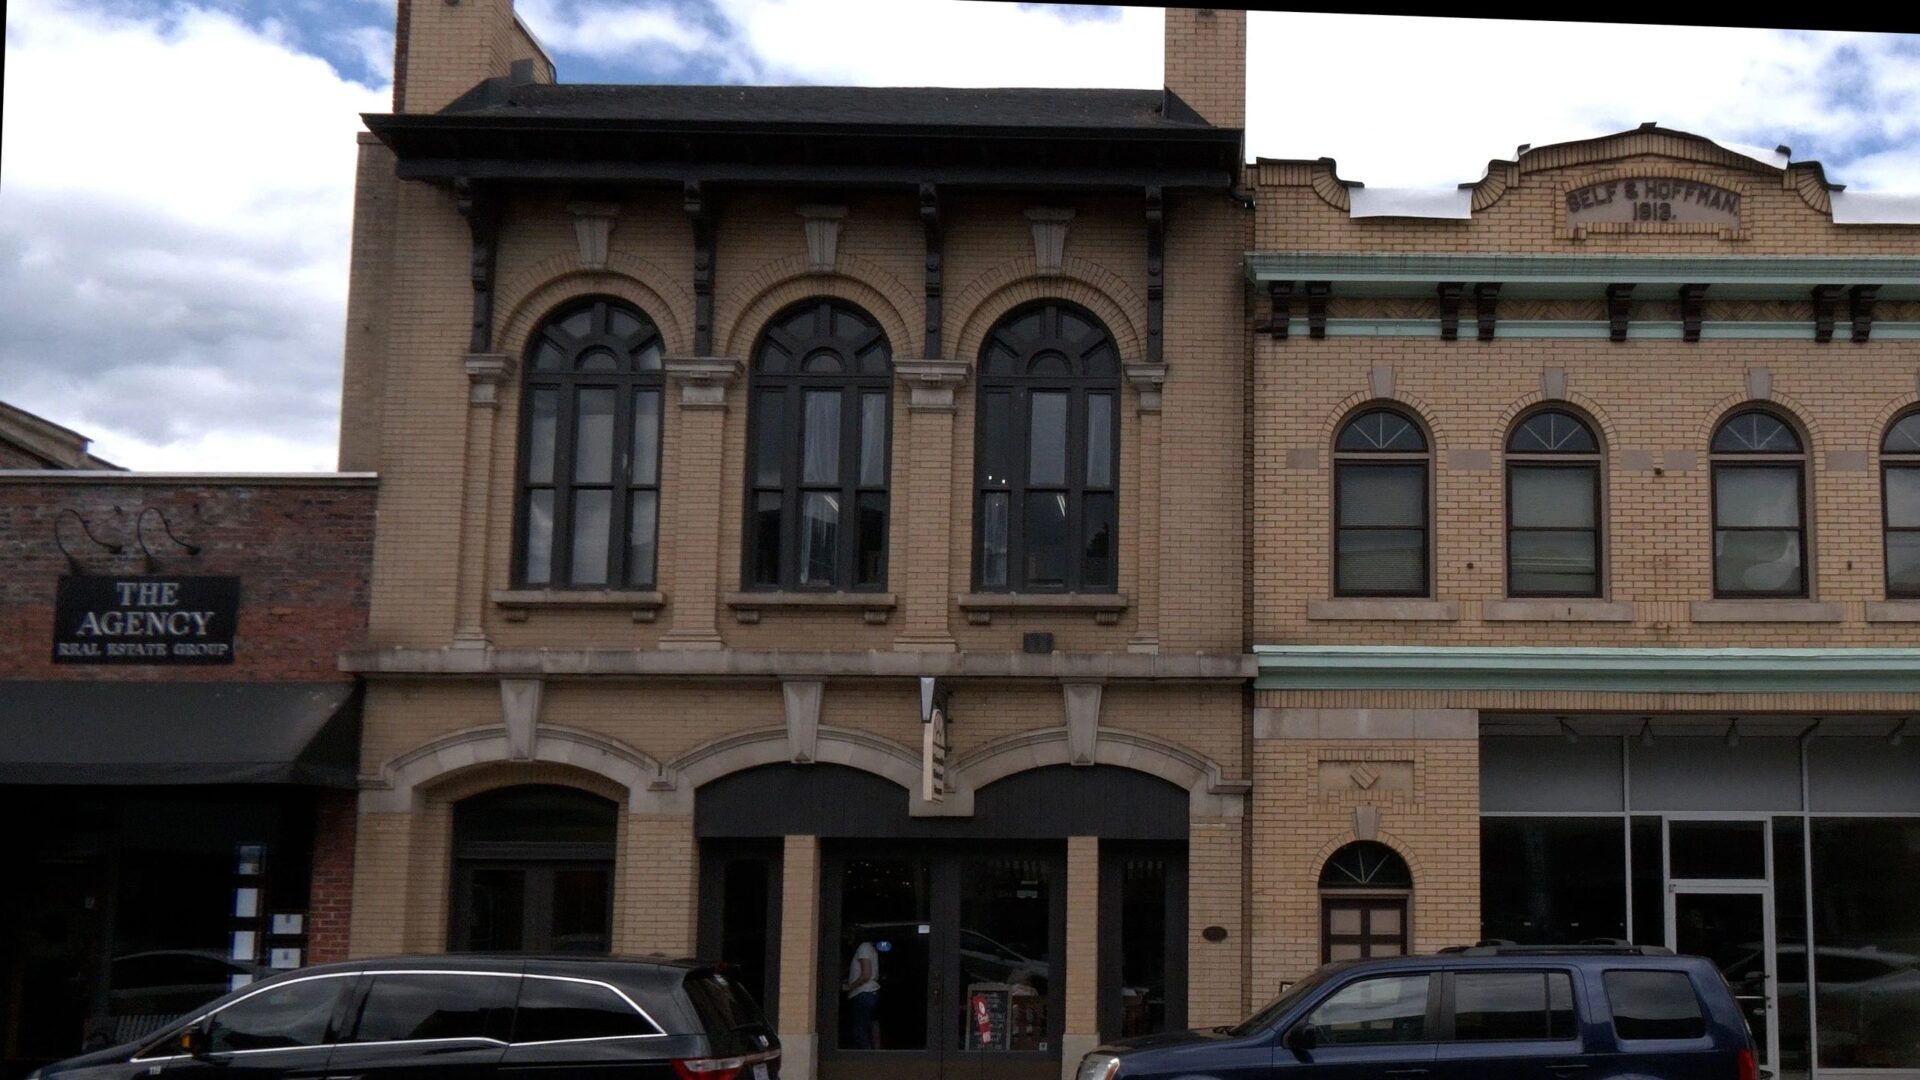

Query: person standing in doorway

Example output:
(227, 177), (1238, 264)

(842, 930), (881, 1049)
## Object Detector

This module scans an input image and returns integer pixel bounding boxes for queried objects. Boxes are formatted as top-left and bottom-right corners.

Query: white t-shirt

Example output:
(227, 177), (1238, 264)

(846, 942), (880, 995)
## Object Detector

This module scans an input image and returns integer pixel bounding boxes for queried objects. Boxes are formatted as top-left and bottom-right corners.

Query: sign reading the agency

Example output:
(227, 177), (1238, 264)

(1565, 177), (1742, 233)
(53, 575), (240, 664)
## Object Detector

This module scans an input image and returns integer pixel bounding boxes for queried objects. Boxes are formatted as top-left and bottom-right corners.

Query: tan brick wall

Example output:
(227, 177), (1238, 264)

(1187, 815), (1247, 1024)
(616, 815), (697, 955)
(1164, 9), (1246, 130)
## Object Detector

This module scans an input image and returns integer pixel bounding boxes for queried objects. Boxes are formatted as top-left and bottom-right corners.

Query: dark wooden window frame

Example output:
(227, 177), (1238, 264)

(448, 785), (618, 955)
(512, 295), (666, 589)
(1319, 894), (1413, 964)
(1096, 841), (1187, 1042)
(696, 840), (784, 1028)
(1332, 407), (1433, 599)
(1883, 409), (1920, 599)
(1505, 409), (1605, 599)
(1709, 408), (1809, 600)
(743, 299), (894, 593)
(972, 300), (1123, 594)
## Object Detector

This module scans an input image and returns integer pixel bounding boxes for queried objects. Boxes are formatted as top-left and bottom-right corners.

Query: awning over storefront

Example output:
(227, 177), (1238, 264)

(0, 681), (361, 787)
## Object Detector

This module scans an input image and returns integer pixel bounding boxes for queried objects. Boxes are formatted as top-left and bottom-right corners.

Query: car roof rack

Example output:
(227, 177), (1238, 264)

(1437, 940), (1675, 957)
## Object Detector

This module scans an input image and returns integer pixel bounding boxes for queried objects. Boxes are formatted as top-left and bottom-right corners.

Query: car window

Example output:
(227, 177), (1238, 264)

(1603, 970), (1706, 1040)
(513, 977), (660, 1043)
(206, 976), (351, 1053)
(1227, 970), (1329, 1037)
(1306, 974), (1430, 1045)
(681, 971), (764, 1036)
(1452, 971), (1576, 1041)
(348, 973), (515, 1043)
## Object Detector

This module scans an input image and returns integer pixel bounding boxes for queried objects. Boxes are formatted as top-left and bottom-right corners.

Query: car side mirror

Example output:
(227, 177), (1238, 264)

(1286, 1022), (1318, 1058)
(179, 1024), (210, 1059)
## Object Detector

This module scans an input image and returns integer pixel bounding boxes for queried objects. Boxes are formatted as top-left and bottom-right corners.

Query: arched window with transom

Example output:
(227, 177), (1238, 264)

(744, 299), (893, 591)
(1506, 409), (1603, 598)
(516, 297), (665, 589)
(1319, 842), (1413, 962)
(1884, 410), (1920, 598)
(1334, 408), (1431, 597)
(974, 301), (1121, 593)
(1710, 408), (1808, 598)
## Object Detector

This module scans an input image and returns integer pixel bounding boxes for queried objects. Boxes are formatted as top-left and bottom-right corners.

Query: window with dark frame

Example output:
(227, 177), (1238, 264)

(1710, 408), (1807, 598)
(1506, 409), (1603, 598)
(1334, 408), (1431, 597)
(973, 300), (1121, 593)
(515, 296), (665, 589)
(1884, 411), (1920, 598)
(744, 300), (893, 592)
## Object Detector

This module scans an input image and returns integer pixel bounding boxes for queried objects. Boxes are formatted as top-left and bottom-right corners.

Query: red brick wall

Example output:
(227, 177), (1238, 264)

(0, 478), (375, 680)
(307, 789), (359, 963)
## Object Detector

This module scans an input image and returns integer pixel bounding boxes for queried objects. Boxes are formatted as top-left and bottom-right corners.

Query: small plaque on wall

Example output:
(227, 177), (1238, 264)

(1564, 175), (1744, 238)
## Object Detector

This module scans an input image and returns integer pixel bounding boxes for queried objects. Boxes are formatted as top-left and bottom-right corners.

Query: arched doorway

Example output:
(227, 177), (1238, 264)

(448, 784), (617, 953)
(1318, 841), (1412, 963)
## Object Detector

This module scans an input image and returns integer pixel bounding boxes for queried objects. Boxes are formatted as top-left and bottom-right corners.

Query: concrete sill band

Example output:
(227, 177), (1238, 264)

(1308, 599), (1460, 621)
(492, 589), (666, 624)
(957, 592), (1130, 626)
(1866, 600), (1920, 623)
(1689, 600), (1844, 623)
(1482, 599), (1634, 622)
(723, 591), (897, 625)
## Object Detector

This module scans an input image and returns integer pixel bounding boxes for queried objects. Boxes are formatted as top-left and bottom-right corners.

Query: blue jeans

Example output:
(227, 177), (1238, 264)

(847, 990), (878, 1049)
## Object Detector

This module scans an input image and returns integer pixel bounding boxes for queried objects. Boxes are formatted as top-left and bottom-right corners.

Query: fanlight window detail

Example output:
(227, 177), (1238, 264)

(1506, 410), (1603, 597)
(1333, 408), (1431, 597)
(517, 297), (665, 589)
(1884, 411), (1920, 597)
(1712, 411), (1802, 454)
(1710, 408), (1807, 598)
(1319, 842), (1413, 890)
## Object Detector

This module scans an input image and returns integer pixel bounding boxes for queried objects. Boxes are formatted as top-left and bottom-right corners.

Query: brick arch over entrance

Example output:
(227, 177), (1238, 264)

(361, 724), (665, 814)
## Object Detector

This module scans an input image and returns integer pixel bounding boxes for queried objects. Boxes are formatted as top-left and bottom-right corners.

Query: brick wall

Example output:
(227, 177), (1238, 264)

(307, 789), (359, 963)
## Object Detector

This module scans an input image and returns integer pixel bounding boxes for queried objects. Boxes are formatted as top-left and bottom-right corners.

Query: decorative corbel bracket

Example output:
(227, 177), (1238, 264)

(464, 353), (516, 407)
(1436, 282), (1463, 341)
(1812, 284), (1842, 344)
(567, 201), (620, 270)
(1144, 186), (1164, 366)
(920, 184), (944, 357)
(1306, 281), (1331, 340)
(1124, 362), (1168, 413)
(894, 359), (969, 412)
(455, 177), (502, 354)
(1026, 207), (1074, 274)
(1605, 283), (1635, 343)
(1679, 283), (1708, 343)
(685, 182), (716, 356)
(663, 356), (742, 409)
(798, 204), (847, 273)
(1265, 281), (1292, 340)
(1474, 282), (1501, 342)
(1850, 285), (1878, 344)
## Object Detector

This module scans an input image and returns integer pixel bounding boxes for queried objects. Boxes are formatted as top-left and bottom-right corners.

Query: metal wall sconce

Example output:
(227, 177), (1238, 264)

(136, 506), (201, 568)
(53, 508), (122, 570)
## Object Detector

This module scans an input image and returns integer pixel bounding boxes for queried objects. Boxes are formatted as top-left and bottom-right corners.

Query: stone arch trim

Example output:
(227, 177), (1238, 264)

(949, 257), (1146, 367)
(423, 760), (629, 807)
(1495, 391), (1619, 453)
(495, 254), (695, 357)
(715, 255), (919, 359)
(950, 726), (1243, 819)
(1696, 392), (1823, 450)
(1323, 392), (1448, 453)
(669, 725), (923, 795)
(362, 724), (667, 815)
(1868, 391), (1920, 463)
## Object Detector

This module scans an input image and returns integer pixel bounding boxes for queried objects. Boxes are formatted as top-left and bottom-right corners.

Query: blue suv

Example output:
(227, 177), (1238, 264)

(1078, 945), (1759, 1080)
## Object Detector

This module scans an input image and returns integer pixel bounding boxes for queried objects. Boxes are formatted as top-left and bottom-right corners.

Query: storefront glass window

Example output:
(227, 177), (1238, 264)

(958, 858), (1053, 1052)
(1630, 816), (1665, 947)
(1116, 857), (1168, 1037)
(837, 858), (929, 1051)
(1810, 818), (1920, 1070)
(1481, 817), (1626, 944)
(1771, 817), (1811, 1080)
(1669, 819), (1766, 879)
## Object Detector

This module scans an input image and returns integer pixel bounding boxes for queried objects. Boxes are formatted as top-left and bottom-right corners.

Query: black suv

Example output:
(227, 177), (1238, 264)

(1078, 945), (1759, 1080)
(29, 955), (779, 1080)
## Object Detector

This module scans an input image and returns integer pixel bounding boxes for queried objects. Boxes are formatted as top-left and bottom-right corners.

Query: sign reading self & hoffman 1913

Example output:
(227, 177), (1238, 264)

(1565, 177), (1741, 229)
(53, 575), (241, 664)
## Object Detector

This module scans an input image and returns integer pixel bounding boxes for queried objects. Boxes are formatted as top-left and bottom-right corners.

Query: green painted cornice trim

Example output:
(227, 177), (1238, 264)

(1244, 252), (1920, 287)
(1252, 645), (1920, 693)
(1266, 319), (1920, 340)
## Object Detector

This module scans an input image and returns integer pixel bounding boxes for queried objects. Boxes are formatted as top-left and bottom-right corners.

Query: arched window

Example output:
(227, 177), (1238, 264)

(1334, 408), (1430, 597)
(1319, 842), (1412, 962)
(1710, 409), (1807, 598)
(745, 300), (892, 591)
(516, 297), (665, 588)
(450, 784), (617, 953)
(1884, 410), (1920, 597)
(974, 301), (1121, 592)
(1506, 409), (1603, 597)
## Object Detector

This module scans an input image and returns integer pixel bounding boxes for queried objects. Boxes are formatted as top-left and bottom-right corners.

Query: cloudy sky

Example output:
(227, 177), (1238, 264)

(3, 1), (1917, 472)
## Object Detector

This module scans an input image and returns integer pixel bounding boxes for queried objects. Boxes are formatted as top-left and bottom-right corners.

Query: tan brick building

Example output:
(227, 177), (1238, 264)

(332, 3), (1920, 1079)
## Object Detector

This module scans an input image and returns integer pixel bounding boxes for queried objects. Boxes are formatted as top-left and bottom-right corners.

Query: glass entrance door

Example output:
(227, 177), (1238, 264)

(1669, 887), (1777, 1071)
(819, 845), (1063, 1080)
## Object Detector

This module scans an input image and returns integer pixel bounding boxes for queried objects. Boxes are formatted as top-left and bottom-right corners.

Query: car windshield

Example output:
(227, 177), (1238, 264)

(1226, 970), (1331, 1036)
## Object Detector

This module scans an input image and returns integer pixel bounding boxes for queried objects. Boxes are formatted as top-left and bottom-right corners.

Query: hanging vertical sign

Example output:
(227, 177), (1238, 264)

(920, 676), (952, 804)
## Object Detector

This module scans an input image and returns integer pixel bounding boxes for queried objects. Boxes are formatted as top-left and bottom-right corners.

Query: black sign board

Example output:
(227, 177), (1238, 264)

(53, 575), (240, 665)
(965, 985), (1011, 1051)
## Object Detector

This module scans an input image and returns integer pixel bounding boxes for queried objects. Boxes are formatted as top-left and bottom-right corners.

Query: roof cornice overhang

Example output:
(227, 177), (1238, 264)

(363, 113), (1244, 192)
(1244, 253), (1920, 301)
(1254, 645), (1920, 694)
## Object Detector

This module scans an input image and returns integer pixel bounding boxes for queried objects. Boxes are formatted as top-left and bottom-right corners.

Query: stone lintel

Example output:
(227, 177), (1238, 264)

(1254, 707), (1478, 741)
(1124, 362), (1168, 412)
(894, 358), (970, 411)
(663, 356), (743, 408)
(1308, 598), (1459, 622)
(464, 352), (515, 406)
(1689, 600), (1844, 623)
(341, 645), (1253, 681)
(1483, 599), (1634, 622)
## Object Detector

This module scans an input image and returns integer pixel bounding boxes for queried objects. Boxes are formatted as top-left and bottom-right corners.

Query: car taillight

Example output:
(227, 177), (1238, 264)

(1735, 1047), (1758, 1080)
(671, 1049), (779, 1080)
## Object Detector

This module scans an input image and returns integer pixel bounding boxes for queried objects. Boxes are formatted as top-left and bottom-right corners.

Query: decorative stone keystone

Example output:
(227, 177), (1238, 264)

(1063, 681), (1103, 765)
(782, 680), (823, 763)
(1124, 363), (1168, 412)
(1541, 366), (1567, 400)
(1025, 207), (1074, 274)
(500, 678), (544, 761)
(798, 204), (847, 273)
(1368, 364), (1394, 400)
(567, 201), (620, 270)
(1353, 805), (1381, 842)
(663, 356), (742, 409)
(894, 359), (970, 411)
(464, 353), (515, 407)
